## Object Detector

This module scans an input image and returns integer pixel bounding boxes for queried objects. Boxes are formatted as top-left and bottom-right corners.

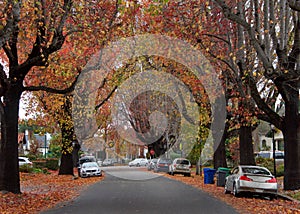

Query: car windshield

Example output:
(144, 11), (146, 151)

(82, 162), (98, 168)
(159, 159), (171, 164)
(176, 159), (189, 165)
(242, 167), (270, 175)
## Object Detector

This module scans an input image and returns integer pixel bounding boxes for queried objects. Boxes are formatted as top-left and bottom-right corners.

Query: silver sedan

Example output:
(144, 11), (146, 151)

(224, 165), (278, 199)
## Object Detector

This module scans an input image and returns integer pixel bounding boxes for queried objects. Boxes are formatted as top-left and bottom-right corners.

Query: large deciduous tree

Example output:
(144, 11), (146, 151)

(26, 0), (121, 175)
(0, 0), (81, 194)
(215, 0), (300, 190)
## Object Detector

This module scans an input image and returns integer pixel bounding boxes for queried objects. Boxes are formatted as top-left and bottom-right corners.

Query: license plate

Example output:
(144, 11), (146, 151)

(255, 189), (263, 193)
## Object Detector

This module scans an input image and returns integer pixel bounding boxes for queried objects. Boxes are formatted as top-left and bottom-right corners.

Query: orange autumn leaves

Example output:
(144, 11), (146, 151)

(0, 171), (103, 214)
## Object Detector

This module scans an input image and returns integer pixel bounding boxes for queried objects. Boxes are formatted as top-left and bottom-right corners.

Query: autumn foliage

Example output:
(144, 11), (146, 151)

(0, 171), (103, 214)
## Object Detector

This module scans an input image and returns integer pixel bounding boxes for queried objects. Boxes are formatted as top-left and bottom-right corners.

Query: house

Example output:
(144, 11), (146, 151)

(253, 121), (284, 152)
(18, 130), (50, 157)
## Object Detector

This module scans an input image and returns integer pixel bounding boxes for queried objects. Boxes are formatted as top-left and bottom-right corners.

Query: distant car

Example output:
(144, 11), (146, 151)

(255, 151), (284, 163)
(97, 160), (103, 166)
(102, 159), (114, 166)
(154, 158), (172, 173)
(128, 158), (148, 167)
(80, 162), (102, 178)
(19, 157), (32, 166)
(169, 158), (191, 177)
(224, 165), (278, 199)
(147, 158), (158, 171)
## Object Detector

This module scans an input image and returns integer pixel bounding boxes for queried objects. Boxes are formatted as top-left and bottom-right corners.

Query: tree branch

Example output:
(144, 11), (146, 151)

(288, 0), (300, 11)
(214, 0), (275, 77)
(23, 75), (79, 95)
(95, 86), (117, 110)
(248, 76), (283, 129)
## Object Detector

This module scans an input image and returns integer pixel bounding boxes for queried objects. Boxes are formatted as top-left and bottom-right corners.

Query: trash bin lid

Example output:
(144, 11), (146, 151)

(217, 167), (230, 172)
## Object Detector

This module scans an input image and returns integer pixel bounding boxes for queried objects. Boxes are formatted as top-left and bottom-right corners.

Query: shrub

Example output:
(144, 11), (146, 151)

(256, 157), (284, 176)
(19, 164), (34, 173)
(45, 158), (59, 170)
(33, 160), (47, 169)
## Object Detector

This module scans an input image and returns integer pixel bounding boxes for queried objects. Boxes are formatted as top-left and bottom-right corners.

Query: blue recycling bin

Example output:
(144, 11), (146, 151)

(203, 168), (216, 184)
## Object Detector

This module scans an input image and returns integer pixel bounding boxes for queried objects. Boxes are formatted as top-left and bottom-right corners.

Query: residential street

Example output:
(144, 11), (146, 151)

(42, 166), (238, 214)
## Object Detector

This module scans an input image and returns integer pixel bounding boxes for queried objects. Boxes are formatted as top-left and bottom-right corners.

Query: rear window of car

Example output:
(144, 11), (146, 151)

(176, 159), (190, 165)
(242, 167), (270, 175)
(159, 159), (171, 164)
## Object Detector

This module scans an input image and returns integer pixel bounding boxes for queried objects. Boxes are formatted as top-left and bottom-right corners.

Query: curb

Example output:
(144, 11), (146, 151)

(277, 193), (300, 203)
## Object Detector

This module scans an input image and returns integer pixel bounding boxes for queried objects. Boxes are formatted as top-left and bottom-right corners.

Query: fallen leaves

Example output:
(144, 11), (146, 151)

(2, 169), (300, 213)
(162, 173), (300, 214)
(0, 170), (104, 214)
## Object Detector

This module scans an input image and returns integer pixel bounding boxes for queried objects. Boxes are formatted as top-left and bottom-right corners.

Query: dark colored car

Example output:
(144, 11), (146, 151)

(154, 158), (172, 173)
(78, 156), (97, 166)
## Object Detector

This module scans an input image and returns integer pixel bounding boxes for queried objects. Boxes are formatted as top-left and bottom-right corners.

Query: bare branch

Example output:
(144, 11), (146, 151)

(214, 0), (275, 76)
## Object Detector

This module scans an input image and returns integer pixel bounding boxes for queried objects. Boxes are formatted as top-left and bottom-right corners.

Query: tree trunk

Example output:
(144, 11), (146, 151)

(0, 86), (22, 193)
(239, 125), (256, 165)
(72, 140), (80, 167)
(213, 126), (228, 169)
(283, 88), (300, 190)
(59, 152), (74, 175)
(58, 122), (74, 175)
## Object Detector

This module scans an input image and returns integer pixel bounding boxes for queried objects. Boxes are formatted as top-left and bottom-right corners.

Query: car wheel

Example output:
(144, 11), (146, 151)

(233, 183), (239, 197)
(224, 184), (230, 194)
(269, 194), (277, 200)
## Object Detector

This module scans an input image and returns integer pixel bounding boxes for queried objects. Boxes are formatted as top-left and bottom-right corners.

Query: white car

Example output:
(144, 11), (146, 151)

(19, 157), (33, 166)
(128, 158), (148, 167)
(169, 158), (191, 177)
(80, 162), (102, 177)
(224, 165), (278, 199)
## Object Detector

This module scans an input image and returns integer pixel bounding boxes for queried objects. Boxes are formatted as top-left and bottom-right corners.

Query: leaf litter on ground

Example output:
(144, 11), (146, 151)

(0, 170), (103, 214)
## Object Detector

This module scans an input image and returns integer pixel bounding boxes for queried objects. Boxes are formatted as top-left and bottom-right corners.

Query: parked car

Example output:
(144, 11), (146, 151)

(78, 156), (97, 166)
(147, 158), (158, 171)
(128, 158), (148, 167)
(102, 159), (114, 166)
(224, 165), (278, 199)
(169, 158), (191, 177)
(154, 158), (172, 173)
(80, 162), (102, 178)
(255, 151), (284, 163)
(19, 157), (33, 166)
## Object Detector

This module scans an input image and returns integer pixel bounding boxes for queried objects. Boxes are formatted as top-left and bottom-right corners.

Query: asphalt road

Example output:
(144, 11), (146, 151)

(41, 166), (238, 214)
